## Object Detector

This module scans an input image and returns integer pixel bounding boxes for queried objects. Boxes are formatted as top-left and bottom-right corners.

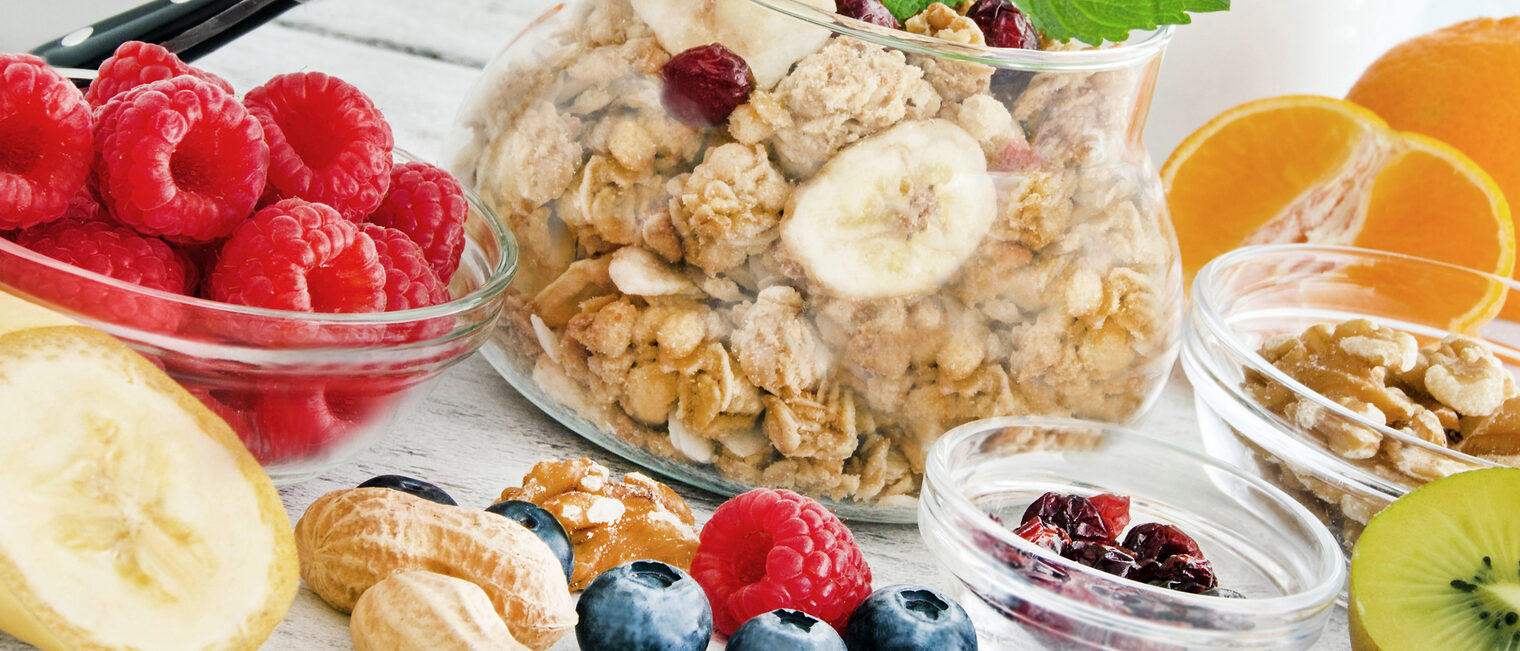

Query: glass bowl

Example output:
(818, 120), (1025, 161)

(919, 417), (1345, 649)
(450, 0), (1185, 520)
(0, 149), (518, 483)
(1181, 243), (1517, 558)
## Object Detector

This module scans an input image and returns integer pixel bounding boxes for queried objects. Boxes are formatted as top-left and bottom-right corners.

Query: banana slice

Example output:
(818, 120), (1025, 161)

(781, 119), (998, 300)
(629, 0), (834, 89)
(0, 322), (297, 650)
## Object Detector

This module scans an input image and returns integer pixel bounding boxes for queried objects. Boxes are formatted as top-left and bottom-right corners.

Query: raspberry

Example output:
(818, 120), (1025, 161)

(691, 488), (872, 636)
(249, 376), (401, 465)
(95, 76), (269, 243)
(661, 44), (755, 128)
(209, 198), (386, 313)
(365, 161), (467, 282)
(0, 54), (94, 230)
(84, 41), (233, 106)
(7, 218), (189, 332)
(245, 72), (394, 219)
(360, 223), (449, 311)
(15, 218), (190, 294)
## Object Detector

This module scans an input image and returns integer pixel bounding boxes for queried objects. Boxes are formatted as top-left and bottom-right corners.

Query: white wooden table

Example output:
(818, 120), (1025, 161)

(0, 1), (1353, 647)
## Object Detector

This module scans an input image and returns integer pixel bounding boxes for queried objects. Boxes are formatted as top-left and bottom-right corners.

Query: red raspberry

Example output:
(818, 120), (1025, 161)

(15, 218), (190, 294)
(360, 223), (449, 310)
(95, 76), (269, 243)
(691, 488), (872, 635)
(209, 198), (386, 313)
(245, 72), (394, 220)
(0, 54), (94, 230)
(365, 161), (467, 282)
(84, 41), (233, 106)
(248, 376), (401, 465)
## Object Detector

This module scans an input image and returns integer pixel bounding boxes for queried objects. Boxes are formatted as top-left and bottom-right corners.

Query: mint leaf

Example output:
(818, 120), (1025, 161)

(881, 0), (937, 23)
(1013, 0), (1229, 45)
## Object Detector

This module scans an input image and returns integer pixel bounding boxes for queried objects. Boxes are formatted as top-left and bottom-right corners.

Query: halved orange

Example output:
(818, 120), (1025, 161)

(1163, 95), (1514, 333)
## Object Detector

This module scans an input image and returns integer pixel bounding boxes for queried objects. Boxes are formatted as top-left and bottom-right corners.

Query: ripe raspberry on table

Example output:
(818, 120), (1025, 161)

(84, 41), (233, 106)
(365, 161), (467, 282)
(209, 198), (386, 313)
(94, 76), (269, 243)
(691, 488), (873, 636)
(245, 72), (394, 220)
(0, 54), (94, 231)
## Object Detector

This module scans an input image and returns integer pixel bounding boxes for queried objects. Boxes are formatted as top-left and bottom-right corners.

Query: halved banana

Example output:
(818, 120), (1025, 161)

(780, 119), (998, 300)
(0, 319), (297, 650)
(629, 0), (834, 89)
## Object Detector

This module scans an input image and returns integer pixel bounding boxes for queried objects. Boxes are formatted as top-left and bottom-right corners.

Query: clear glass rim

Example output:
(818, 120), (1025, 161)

(751, 0), (1173, 71)
(1189, 243), (1509, 478)
(923, 416), (1347, 620)
(0, 148), (520, 330)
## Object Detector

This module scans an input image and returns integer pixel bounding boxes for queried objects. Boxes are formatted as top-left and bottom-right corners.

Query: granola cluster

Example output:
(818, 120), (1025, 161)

(459, 0), (1178, 504)
(1243, 319), (1519, 542)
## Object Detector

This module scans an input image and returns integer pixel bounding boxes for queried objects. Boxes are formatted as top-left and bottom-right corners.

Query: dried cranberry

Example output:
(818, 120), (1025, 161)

(966, 0), (1039, 49)
(1063, 540), (1141, 577)
(1147, 554), (1218, 594)
(660, 44), (755, 128)
(1021, 492), (1069, 527)
(1061, 496), (1117, 542)
(1123, 523), (1203, 561)
(1014, 516), (1070, 555)
(1089, 493), (1131, 537)
(1123, 559), (1161, 584)
(836, 0), (902, 29)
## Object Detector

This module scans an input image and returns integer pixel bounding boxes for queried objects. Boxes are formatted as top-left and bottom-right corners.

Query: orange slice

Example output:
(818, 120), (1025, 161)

(1163, 95), (1514, 333)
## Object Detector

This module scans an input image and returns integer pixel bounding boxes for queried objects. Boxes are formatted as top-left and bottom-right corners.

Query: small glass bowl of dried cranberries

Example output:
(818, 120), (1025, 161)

(920, 417), (1344, 649)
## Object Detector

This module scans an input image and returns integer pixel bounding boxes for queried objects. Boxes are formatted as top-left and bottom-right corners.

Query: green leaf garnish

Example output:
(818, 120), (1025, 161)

(881, 0), (938, 23)
(1013, 0), (1230, 45)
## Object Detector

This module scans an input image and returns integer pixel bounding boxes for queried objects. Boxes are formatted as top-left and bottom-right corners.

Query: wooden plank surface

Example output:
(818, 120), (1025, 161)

(0, 1), (1352, 648)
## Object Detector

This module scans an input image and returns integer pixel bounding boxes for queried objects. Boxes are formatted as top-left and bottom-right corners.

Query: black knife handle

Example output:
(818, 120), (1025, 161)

(30, 0), (299, 69)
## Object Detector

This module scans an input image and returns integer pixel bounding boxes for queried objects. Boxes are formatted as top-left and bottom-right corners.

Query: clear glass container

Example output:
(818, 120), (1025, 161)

(0, 150), (518, 483)
(1182, 243), (1517, 558)
(451, 0), (1184, 520)
(920, 417), (1345, 649)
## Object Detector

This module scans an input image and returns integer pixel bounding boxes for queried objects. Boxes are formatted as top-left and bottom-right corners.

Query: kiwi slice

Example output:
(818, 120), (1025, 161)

(1350, 468), (1520, 650)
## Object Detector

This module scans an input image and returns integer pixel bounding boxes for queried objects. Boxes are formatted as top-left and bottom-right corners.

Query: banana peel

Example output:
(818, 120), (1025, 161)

(0, 291), (298, 650)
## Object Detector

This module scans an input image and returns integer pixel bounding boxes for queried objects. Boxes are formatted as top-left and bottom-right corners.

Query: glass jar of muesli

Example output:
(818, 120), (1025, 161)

(450, 0), (1184, 520)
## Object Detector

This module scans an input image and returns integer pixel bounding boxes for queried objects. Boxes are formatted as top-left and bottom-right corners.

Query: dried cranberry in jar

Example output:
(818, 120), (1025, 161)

(966, 0), (1039, 49)
(1061, 495), (1118, 542)
(1014, 516), (1070, 555)
(1021, 491), (1070, 526)
(1123, 523), (1203, 561)
(660, 44), (755, 128)
(1088, 493), (1131, 537)
(836, 0), (902, 29)
(1063, 541), (1142, 577)
(1148, 554), (1218, 594)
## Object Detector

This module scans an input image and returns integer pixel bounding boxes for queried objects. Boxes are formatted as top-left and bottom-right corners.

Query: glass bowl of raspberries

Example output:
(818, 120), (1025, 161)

(919, 417), (1345, 649)
(0, 47), (517, 482)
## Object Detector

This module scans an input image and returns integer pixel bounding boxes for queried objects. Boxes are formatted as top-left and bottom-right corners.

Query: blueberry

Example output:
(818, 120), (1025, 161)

(729, 609), (846, 651)
(485, 500), (573, 583)
(843, 585), (977, 651)
(575, 560), (712, 651)
(357, 474), (456, 505)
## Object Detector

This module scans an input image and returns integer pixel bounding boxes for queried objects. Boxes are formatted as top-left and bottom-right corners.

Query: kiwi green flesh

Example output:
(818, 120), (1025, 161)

(1350, 468), (1520, 650)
